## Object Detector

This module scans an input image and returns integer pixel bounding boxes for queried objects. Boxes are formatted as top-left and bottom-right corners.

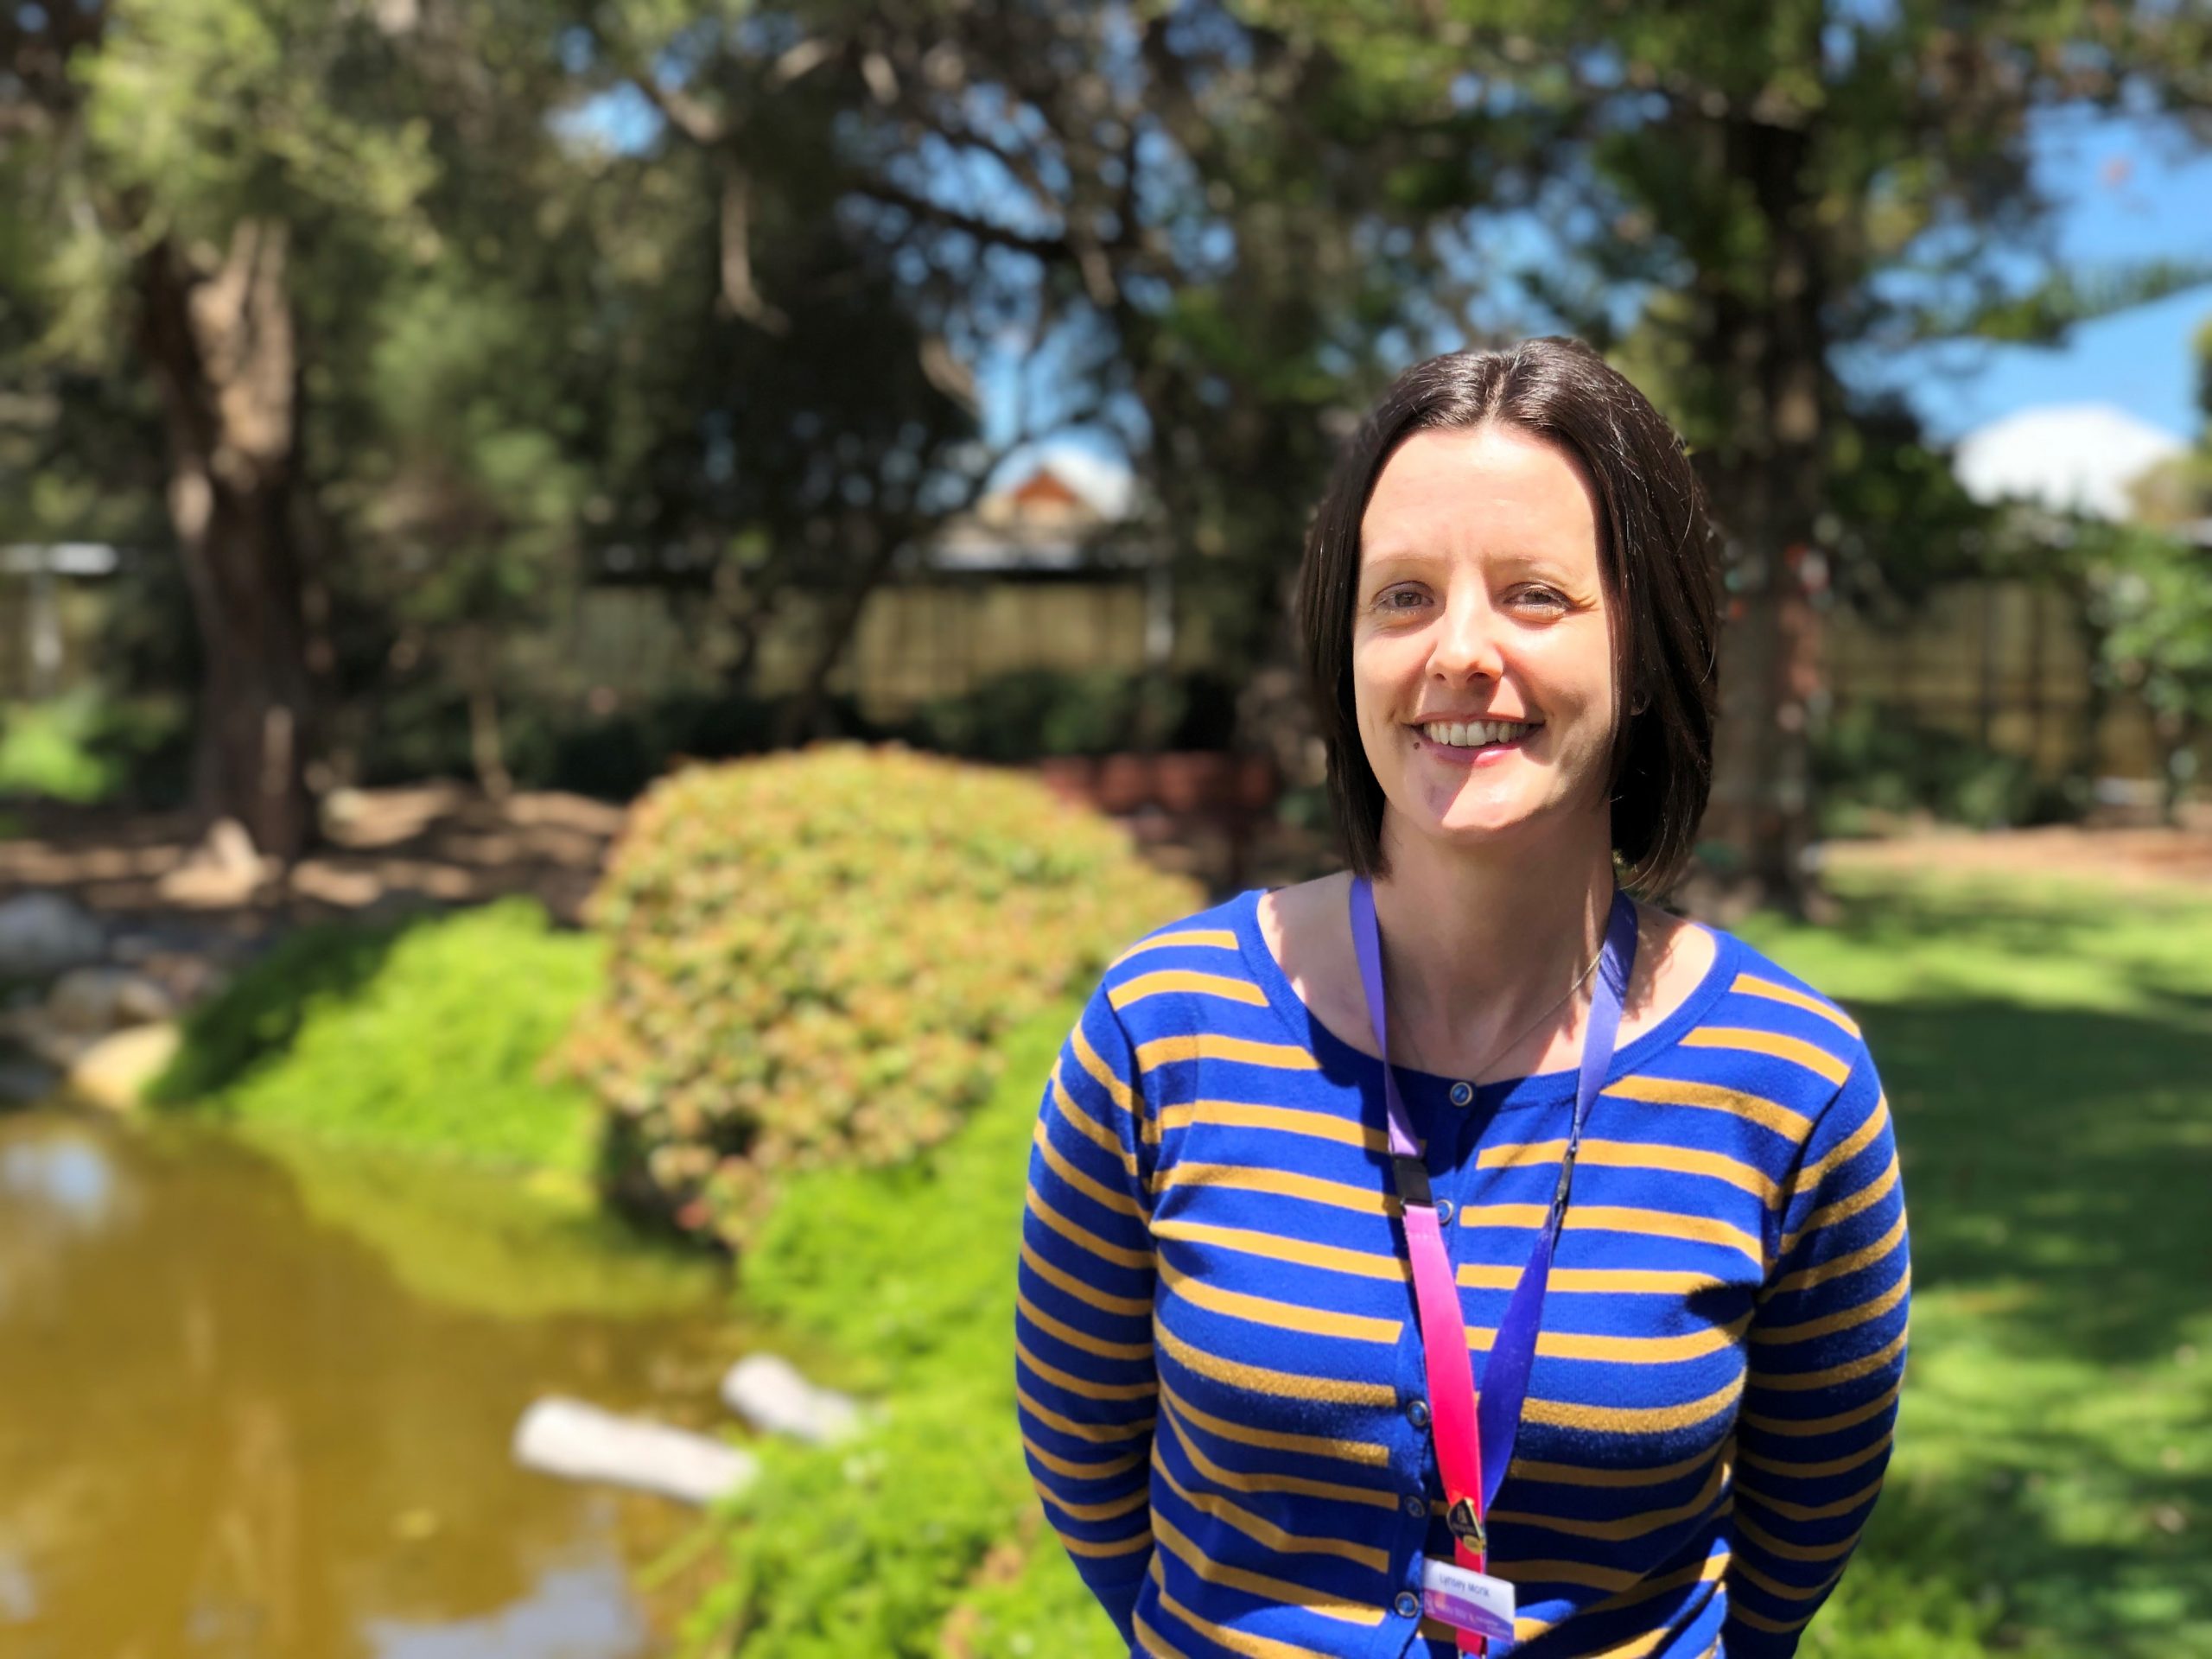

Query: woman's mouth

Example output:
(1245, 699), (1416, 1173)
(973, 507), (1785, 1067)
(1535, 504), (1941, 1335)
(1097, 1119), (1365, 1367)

(1412, 718), (1541, 762)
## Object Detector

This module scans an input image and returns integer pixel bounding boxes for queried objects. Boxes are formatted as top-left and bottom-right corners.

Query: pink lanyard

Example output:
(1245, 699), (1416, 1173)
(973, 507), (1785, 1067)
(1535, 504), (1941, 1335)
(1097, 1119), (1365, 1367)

(1350, 877), (1637, 1652)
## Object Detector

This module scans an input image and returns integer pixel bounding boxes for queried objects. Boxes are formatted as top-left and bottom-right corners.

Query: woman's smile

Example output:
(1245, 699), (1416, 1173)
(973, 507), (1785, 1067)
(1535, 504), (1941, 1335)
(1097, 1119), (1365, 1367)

(1408, 715), (1544, 766)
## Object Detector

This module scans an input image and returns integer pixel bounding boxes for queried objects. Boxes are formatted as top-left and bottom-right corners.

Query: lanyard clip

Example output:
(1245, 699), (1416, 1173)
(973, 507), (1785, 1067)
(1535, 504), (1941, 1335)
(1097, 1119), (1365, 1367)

(1393, 1154), (1433, 1209)
(1446, 1495), (1487, 1555)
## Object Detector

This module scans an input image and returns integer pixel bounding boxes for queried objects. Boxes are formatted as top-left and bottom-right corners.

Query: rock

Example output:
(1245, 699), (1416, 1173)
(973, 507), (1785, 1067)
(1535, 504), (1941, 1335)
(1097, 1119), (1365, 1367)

(0, 893), (105, 980)
(45, 966), (178, 1033)
(156, 817), (277, 906)
(720, 1353), (862, 1446)
(512, 1396), (758, 1506)
(0, 1055), (60, 1106)
(65, 1022), (181, 1112)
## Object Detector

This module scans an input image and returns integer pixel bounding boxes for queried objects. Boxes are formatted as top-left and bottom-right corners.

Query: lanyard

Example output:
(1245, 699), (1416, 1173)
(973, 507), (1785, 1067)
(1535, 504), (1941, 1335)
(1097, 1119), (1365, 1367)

(1350, 876), (1637, 1651)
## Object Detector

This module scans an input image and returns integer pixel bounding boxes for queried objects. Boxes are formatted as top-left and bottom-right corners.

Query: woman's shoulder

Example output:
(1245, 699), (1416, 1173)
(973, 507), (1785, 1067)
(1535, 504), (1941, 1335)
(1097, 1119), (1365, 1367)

(1667, 918), (1878, 1105)
(1081, 887), (1270, 1024)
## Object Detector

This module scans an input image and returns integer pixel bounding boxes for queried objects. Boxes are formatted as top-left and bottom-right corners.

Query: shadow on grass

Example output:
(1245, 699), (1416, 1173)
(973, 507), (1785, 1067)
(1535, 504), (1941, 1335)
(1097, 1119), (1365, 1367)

(1832, 995), (2212, 1655)
(143, 915), (413, 1106)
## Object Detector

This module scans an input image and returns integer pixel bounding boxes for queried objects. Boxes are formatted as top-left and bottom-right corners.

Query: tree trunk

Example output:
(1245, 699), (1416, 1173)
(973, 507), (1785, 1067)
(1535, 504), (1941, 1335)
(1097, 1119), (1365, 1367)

(134, 222), (318, 862)
(773, 514), (898, 747)
(1694, 111), (1829, 918)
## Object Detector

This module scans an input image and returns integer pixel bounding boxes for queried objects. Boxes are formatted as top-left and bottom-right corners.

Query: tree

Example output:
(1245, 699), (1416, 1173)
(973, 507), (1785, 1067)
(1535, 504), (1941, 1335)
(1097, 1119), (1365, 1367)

(1242, 0), (2212, 909)
(574, 2), (1537, 756)
(4, 0), (448, 857)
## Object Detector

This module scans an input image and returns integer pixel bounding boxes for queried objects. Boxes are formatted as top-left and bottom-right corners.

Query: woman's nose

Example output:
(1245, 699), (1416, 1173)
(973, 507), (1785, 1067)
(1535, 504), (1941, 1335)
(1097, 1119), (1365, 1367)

(1428, 590), (1505, 681)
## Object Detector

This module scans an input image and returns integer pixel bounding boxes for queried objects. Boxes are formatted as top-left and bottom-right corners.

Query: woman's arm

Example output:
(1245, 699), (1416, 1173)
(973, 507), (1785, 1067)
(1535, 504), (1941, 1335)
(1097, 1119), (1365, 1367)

(1014, 983), (1159, 1645)
(1726, 1051), (1910, 1655)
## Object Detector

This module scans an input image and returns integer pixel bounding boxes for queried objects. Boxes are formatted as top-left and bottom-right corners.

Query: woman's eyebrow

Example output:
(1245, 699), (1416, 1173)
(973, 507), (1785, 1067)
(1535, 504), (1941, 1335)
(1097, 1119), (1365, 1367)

(1358, 547), (1439, 577)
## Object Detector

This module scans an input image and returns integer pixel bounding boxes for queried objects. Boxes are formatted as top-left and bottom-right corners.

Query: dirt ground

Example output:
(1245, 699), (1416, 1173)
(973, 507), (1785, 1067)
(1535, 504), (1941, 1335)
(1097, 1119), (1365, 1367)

(0, 784), (630, 945)
(5, 785), (2209, 952)
(1818, 806), (2212, 889)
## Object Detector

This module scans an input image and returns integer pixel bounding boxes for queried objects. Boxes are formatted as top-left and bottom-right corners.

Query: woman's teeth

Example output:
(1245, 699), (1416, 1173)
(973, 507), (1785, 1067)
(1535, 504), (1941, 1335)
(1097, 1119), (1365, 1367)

(1421, 719), (1535, 748)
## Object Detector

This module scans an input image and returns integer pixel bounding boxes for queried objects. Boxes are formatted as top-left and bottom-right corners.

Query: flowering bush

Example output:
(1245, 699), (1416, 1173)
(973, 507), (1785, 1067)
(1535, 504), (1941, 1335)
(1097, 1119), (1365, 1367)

(561, 743), (1199, 1249)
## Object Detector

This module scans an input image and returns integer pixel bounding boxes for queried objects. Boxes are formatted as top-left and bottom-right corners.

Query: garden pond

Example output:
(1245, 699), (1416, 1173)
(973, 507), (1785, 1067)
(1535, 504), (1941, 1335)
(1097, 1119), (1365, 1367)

(0, 1104), (747, 1659)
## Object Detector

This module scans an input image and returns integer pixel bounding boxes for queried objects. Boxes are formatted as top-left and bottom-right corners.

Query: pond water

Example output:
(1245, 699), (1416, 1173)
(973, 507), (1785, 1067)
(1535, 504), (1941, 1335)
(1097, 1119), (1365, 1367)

(0, 1108), (745, 1659)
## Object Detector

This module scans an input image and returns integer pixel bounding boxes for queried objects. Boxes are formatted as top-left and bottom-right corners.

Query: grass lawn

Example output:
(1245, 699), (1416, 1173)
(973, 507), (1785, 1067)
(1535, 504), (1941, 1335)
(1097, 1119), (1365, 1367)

(1737, 865), (2212, 1657)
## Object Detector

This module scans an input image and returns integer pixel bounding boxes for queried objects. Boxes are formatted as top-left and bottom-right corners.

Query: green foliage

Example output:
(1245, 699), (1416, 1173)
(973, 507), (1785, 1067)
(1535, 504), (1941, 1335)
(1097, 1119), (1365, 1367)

(0, 694), (188, 807)
(906, 668), (1239, 762)
(563, 744), (1200, 1249)
(0, 695), (120, 803)
(154, 897), (603, 1175)
(2085, 523), (2212, 795)
(679, 1002), (1123, 1659)
(1812, 705), (2054, 836)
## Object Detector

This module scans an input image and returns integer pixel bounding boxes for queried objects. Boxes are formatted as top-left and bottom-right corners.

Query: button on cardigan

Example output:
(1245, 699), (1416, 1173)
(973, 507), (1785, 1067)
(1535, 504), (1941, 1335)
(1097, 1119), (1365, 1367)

(1014, 887), (1909, 1658)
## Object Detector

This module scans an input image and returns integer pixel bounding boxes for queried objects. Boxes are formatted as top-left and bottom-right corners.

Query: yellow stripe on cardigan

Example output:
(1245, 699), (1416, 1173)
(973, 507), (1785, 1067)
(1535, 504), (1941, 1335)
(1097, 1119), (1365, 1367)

(1478, 1136), (1782, 1208)
(1154, 1314), (1399, 1408)
(1157, 1378), (1392, 1469)
(1681, 1027), (1853, 1085)
(1110, 969), (1269, 1012)
(1157, 1255), (1403, 1344)
(1731, 974), (1862, 1038)
(1600, 1074), (1813, 1141)
(1157, 1389), (1398, 1509)
(1137, 1032), (1323, 1072)
(1150, 1440), (1390, 1573)
(1151, 1508), (1382, 1628)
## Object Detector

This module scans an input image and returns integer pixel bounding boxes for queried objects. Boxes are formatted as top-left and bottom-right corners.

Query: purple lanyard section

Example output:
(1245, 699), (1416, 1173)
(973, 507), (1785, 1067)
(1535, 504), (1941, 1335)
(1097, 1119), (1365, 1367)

(1350, 875), (1637, 1519)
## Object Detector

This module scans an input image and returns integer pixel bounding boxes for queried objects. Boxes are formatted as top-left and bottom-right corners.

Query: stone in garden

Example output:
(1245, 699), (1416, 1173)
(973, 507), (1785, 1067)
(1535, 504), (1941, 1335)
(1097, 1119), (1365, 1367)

(0, 1055), (60, 1106)
(46, 966), (178, 1033)
(65, 1022), (181, 1112)
(720, 1352), (861, 1446)
(0, 893), (104, 980)
(512, 1395), (758, 1506)
(156, 817), (276, 906)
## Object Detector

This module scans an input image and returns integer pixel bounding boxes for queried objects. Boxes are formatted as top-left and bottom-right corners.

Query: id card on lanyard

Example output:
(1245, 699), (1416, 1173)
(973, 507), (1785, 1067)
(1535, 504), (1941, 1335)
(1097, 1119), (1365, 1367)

(1350, 877), (1637, 1656)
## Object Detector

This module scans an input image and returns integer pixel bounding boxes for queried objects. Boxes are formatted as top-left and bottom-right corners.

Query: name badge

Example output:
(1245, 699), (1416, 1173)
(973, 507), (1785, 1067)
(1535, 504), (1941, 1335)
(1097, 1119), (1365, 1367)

(1420, 1556), (1516, 1646)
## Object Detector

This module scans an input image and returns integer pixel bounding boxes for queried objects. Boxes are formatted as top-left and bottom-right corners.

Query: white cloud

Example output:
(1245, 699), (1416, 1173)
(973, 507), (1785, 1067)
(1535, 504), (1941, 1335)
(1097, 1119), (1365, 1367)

(1953, 403), (2187, 522)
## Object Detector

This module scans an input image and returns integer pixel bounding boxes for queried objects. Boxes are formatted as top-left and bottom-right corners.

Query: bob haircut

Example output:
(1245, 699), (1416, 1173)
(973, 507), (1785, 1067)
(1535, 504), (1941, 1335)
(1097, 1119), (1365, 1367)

(1294, 337), (1719, 898)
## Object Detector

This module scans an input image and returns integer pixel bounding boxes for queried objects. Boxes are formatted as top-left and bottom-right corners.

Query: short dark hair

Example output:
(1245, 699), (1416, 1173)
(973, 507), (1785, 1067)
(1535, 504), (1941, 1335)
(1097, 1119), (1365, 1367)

(1294, 338), (1719, 897)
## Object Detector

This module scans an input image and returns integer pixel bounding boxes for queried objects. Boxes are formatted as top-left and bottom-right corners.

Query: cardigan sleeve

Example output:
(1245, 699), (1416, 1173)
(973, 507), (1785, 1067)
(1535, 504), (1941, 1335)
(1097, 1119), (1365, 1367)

(1726, 1047), (1910, 1655)
(1014, 981), (1159, 1645)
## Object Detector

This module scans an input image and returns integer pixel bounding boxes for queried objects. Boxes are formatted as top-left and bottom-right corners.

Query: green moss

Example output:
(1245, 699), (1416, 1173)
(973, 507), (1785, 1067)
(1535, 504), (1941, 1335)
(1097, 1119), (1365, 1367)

(156, 897), (604, 1176)
(681, 1000), (1122, 1658)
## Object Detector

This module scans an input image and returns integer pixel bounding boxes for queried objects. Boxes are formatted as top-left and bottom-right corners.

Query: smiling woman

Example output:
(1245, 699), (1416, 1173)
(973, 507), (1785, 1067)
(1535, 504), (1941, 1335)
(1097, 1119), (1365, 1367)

(1014, 340), (1909, 1659)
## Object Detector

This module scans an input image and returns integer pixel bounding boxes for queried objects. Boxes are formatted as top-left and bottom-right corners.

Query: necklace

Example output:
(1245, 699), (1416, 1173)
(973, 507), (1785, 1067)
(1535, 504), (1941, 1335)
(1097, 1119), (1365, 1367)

(1391, 928), (1610, 1085)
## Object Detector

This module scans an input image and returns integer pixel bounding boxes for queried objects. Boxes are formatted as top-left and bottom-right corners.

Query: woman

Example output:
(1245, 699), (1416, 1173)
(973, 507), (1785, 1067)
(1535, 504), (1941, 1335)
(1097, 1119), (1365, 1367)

(1016, 339), (1907, 1658)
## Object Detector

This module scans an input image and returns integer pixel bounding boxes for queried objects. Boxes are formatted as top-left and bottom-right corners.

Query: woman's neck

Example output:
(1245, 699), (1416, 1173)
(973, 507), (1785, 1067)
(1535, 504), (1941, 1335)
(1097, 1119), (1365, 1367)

(1368, 810), (1618, 1077)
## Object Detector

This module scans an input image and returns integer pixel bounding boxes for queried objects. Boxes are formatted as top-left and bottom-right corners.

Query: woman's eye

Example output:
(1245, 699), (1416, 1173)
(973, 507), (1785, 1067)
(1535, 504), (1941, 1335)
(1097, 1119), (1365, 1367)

(1377, 588), (1428, 611)
(1516, 586), (1569, 610)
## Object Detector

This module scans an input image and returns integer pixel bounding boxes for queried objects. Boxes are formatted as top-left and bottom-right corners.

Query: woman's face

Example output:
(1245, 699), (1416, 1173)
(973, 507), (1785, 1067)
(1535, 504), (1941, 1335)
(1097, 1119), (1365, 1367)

(1352, 422), (1618, 859)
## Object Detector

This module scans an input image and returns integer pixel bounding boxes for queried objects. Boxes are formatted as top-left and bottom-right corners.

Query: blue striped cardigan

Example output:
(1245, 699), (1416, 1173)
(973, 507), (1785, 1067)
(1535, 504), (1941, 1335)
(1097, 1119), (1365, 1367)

(1014, 886), (1908, 1657)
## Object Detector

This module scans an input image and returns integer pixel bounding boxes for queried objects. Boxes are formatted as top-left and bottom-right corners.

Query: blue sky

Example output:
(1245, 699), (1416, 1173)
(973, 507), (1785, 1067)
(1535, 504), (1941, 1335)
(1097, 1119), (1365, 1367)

(1875, 107), (2212, 442)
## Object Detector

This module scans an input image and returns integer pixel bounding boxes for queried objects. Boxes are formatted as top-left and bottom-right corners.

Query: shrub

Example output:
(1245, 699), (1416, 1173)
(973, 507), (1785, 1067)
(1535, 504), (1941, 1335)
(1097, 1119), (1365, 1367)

(677, 1001), (1125, 1659)
(560, 743), (1199, 1249)
(153, 897), (604, 1175)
